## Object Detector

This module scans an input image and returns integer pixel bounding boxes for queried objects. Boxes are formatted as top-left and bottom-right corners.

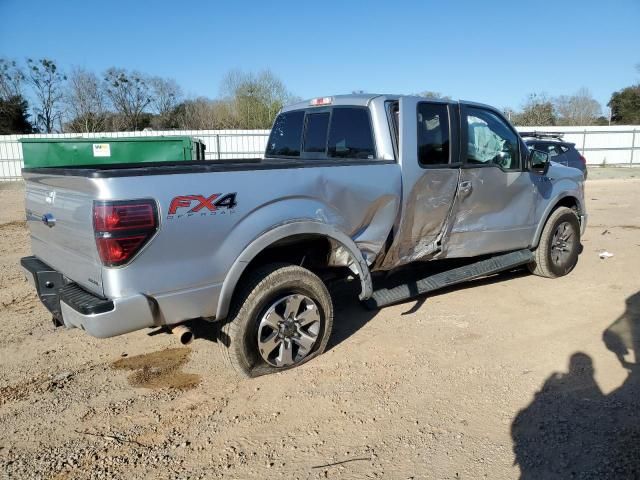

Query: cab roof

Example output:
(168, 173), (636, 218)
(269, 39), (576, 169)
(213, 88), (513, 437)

(281, 94), (497, 114)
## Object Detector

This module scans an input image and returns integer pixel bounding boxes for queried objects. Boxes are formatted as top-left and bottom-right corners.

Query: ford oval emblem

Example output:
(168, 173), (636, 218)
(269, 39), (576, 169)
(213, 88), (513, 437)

(42, 213), (56, 228)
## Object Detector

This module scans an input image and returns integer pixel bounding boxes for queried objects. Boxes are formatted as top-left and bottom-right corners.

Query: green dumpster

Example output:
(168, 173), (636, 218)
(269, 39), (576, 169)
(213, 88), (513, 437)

(20, 136), (206, 168)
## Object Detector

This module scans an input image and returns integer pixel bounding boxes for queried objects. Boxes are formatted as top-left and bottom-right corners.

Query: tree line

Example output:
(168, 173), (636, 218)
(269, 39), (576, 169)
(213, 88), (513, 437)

(407, 84), (639, 127)
(504, 84), (639, 127)
(502, 65), (640, 127)
(1, 58), (638, 135)
(0, 58), (298, 134)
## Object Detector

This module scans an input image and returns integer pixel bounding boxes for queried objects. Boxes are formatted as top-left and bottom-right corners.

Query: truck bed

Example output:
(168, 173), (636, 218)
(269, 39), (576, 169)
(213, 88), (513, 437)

(21, 157), (391, 178)
(22, 157), (401, 312)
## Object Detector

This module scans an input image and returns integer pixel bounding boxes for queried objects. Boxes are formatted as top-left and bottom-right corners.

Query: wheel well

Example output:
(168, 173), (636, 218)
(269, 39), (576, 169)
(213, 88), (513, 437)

(553, 196), (579, 214)
(248, 234), (332, 273)
(216, 223), (375, 321)
(235, 234), (353, 289)
(533, 196), (581, 249)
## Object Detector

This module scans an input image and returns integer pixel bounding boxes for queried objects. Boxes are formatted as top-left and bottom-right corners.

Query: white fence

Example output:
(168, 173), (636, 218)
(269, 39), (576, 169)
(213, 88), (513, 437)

(514, 126), (639, 167)
(0, 129), (270, 181)
(1, 125), (638, 181)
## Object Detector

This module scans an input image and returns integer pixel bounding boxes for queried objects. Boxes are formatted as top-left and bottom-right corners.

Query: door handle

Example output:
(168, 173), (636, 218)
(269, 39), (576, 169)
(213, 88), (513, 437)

(459, 181), (472, 194)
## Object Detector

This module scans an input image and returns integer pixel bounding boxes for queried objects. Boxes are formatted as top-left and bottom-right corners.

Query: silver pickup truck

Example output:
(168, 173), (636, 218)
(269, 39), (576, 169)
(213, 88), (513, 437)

(21, 94), (587, 377)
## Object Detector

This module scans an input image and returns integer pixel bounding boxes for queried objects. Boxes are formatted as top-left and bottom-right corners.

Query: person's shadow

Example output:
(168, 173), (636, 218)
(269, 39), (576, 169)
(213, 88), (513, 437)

(512, 292), (640, 479)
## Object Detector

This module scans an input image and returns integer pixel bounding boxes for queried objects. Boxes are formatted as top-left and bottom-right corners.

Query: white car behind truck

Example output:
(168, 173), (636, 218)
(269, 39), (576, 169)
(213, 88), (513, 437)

(21, 94), (587, 377)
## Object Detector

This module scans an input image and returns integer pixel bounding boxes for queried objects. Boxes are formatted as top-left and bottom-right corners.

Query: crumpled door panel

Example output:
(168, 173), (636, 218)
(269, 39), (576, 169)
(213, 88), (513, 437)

(378, 168), (459, 269)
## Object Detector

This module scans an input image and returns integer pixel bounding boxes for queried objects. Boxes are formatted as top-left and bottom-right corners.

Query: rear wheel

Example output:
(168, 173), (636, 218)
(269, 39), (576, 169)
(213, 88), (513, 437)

(529, 207), (581, 278)
(218, 263), (333, 378)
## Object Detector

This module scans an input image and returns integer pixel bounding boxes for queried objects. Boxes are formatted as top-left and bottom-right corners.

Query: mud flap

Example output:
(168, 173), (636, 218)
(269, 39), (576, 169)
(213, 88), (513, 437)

(364, 249), (534, 309)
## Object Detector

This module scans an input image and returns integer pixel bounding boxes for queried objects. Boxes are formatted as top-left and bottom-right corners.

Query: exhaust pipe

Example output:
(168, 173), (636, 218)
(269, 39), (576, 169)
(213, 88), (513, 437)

(171, 324), (194, 345)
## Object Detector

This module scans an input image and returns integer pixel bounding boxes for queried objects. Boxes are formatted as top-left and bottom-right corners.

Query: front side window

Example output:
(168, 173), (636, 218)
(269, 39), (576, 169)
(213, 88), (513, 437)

(466, 108), (519, 169)
(327, 108), (375, 159)
(417, 103), (450, 165)
(266, 111), (305, 157)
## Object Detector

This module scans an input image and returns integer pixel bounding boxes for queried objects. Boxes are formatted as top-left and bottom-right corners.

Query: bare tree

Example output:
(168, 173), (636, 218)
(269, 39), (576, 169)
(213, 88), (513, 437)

(555, 88), (602, 126)
(514, 93), (556, 126)
(149, 76), (182, 128)
(0, 58), (32, 134)
(103, 68), (152, 131)
(220, 69), (294, 129)
(26, 58), (67, 133)
(175, 97), (237, 130)
(417, 91), (451, 100)
(65, 67), (107, 132)
(0, 58), (25, 100)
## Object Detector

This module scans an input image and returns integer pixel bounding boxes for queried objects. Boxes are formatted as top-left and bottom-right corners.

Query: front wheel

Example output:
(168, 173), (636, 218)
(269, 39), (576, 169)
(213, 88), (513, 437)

(218, 263), (333, 378)
(528, 206), (581, 278)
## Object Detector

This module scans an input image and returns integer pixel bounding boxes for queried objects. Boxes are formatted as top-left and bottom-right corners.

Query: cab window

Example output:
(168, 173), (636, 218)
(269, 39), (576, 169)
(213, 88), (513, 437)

(266, 111), (305, 157)
(417, 103), (450, 166)
(465, 108), (519, 170)
(327, 108), (376, 159)
(303, 112), (330, 153)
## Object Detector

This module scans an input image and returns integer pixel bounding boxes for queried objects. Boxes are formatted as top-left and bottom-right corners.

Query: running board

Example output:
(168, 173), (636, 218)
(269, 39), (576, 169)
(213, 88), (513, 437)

(364, 249), (534, 309)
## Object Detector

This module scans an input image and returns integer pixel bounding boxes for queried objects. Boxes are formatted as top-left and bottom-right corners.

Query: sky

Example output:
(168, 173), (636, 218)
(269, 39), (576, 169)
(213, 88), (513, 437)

(1, 0), (638, 112)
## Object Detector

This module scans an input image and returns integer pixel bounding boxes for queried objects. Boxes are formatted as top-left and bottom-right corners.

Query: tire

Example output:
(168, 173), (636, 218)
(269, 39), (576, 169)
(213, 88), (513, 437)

(217, 263), (333, 378)
(528, 207), (581, 278)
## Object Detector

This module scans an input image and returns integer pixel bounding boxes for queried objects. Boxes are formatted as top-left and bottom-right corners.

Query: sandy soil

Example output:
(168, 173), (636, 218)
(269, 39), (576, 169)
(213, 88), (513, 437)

(0, 177), (639, 479)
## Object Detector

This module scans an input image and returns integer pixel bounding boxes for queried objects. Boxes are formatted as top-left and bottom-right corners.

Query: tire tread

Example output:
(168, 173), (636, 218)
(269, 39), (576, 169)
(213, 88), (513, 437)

(529, 206), (580, 278)
(218, 263), (333, 378)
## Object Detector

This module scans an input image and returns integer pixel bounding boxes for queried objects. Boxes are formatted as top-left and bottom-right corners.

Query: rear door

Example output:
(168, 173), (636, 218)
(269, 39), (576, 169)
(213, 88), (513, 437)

(379, 97), (460, 268)
(444, 105), (536, 258)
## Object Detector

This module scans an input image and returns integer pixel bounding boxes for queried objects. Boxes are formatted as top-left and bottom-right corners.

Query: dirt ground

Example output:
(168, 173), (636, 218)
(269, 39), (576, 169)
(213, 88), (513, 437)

(1, 174), (639, 479)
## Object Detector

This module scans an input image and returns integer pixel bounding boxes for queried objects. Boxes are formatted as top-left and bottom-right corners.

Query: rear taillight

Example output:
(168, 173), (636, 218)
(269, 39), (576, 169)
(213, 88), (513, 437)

(579, 154), (587, 165)
(93, 200), (158, 267)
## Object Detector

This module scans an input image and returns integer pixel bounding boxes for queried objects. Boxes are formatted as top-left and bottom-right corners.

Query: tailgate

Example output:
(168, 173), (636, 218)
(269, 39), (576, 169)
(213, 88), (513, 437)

(24, 172), (103, 296)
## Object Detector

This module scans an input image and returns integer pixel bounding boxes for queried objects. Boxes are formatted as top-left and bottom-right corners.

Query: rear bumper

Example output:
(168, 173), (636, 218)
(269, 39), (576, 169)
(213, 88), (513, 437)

(21, 256), (156, 338)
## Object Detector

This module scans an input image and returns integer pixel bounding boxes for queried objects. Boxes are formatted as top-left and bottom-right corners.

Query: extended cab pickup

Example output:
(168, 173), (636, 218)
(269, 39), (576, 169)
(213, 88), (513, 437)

(21, 94), (587, 377)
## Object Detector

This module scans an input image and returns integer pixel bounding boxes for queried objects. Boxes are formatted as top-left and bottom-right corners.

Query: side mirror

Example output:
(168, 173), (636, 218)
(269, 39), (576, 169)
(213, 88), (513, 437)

(529, 149), (550, 175)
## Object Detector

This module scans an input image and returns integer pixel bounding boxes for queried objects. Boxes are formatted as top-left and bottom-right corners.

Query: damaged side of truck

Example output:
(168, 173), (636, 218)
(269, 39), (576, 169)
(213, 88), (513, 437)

(21, 94), (586, 377)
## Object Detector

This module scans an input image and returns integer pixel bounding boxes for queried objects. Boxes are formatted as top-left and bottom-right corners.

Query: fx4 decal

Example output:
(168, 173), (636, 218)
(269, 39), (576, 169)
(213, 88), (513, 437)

(167, 193), (237, 218)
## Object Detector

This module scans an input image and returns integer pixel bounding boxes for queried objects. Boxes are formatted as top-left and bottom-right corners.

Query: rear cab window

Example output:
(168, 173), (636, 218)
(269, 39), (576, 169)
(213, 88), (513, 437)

(303, 113), (330, 153)
(327, 108), (376, 159)
(265, 111), (305, 157)
(266, 106), (376, 160)
(417, 103), (451, 166)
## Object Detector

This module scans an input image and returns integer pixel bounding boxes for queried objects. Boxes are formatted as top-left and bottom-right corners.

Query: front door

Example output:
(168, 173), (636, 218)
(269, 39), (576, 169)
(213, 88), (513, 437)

(444, 105), (537, 258)
(379, 97), (461, 269)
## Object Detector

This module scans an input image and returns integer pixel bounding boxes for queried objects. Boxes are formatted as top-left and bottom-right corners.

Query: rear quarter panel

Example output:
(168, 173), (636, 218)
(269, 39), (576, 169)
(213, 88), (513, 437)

(99, 162), (401, 317)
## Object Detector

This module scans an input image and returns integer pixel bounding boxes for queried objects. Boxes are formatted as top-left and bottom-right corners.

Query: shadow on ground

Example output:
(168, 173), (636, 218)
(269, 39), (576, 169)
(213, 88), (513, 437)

(512, 291), (640, 479)
(186, 264), (530, 354)
(327, 266), (529, 351)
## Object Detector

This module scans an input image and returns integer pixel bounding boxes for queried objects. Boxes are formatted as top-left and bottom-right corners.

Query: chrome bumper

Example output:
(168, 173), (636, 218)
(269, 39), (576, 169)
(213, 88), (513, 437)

(21, 256), (156, 338)
(59, 294), (156, 338)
